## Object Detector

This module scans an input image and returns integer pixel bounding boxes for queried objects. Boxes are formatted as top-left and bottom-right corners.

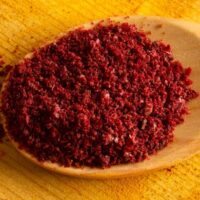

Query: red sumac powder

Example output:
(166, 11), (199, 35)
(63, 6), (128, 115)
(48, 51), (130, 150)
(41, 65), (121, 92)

(1, 22), (198, 167)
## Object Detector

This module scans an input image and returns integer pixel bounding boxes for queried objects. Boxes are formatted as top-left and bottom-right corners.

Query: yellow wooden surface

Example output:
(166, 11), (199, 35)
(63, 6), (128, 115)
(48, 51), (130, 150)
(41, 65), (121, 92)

(0, 0), (199, 199)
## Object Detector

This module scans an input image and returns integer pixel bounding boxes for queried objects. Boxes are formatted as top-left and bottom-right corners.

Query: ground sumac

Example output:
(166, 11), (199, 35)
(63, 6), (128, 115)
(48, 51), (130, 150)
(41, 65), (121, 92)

(1, 22), (198, 167)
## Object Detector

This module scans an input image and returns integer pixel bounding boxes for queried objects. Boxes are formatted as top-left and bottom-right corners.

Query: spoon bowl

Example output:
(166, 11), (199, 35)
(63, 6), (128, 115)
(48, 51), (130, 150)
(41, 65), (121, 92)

(1, 16), (200, 178)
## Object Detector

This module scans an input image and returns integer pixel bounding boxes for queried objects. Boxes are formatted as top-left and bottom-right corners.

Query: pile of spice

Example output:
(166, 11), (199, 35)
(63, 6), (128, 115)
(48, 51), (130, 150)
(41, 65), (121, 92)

(1, 22), (198, 167)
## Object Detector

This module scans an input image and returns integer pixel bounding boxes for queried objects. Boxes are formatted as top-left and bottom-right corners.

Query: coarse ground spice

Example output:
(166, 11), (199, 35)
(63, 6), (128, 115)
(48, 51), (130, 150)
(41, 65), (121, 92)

(1, 22), (198, 168)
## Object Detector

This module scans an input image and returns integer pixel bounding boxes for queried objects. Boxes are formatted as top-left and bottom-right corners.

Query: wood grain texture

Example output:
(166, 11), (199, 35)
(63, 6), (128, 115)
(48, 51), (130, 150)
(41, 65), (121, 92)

(0, 0), (200, 199)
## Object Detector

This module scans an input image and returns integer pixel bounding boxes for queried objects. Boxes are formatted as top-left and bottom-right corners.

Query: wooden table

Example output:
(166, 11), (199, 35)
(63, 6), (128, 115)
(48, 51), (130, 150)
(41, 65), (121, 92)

(0, 0), (200, 199)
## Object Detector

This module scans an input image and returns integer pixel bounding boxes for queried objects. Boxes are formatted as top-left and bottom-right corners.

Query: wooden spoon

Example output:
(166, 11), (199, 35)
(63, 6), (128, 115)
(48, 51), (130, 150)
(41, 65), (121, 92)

(1, 16), (200, 179)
